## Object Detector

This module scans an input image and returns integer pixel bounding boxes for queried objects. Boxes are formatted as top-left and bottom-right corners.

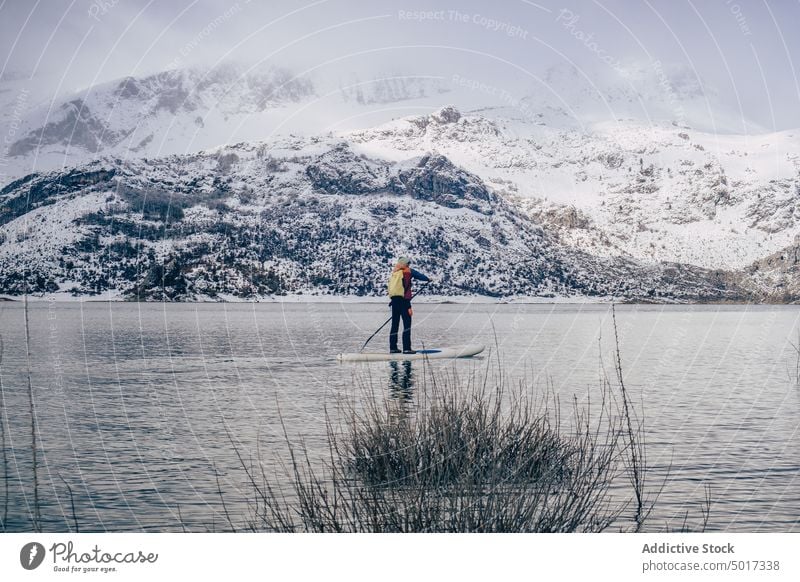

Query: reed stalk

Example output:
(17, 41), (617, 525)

(224, 350), (666, 533)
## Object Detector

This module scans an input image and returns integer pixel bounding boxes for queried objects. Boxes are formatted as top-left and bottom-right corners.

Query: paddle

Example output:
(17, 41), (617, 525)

(360, 281), (430, 352)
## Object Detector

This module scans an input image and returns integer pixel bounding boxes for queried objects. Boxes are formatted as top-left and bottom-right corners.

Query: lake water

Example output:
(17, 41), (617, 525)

(1, 300), (799, 532)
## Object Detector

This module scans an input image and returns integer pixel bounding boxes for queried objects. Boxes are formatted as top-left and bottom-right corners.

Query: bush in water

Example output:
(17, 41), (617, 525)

(226, 349), (692, 533)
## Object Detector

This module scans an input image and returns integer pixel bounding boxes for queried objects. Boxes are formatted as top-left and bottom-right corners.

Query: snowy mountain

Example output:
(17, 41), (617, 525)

(0, 139), (754, 301)
(347, 106), (800, 272)
(525, 62), (761, 135)
(747, 240), (800, 301)
(337, 74), (451, 106)
(0, 64), (315, 181)
(0, 64), (797, 302)
(0, 65), (456, 185)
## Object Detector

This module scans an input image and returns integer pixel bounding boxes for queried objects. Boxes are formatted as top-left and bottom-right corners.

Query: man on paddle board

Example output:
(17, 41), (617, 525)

(388, 256), (430, 354)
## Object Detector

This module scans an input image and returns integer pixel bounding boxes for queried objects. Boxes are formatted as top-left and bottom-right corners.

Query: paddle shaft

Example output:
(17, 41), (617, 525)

(360, 282), (429, 352)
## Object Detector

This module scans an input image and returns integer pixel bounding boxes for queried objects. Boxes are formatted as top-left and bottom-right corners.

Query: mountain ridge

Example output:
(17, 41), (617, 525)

(1, 65), (797, 302)
(0, 140), (775, 302)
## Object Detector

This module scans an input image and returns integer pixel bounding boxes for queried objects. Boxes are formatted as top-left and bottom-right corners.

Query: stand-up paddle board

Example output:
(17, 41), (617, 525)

(337, 344), (485, 362)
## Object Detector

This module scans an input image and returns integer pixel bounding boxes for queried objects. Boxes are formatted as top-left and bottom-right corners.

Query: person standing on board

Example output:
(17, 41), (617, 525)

(388, 256), (431, 354)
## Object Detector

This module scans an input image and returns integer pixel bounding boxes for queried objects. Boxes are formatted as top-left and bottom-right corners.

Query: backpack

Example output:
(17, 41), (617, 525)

(387, 270), (405, 297)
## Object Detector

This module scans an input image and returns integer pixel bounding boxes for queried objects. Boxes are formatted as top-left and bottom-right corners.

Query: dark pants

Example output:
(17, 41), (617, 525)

(389, 296), (412, 351)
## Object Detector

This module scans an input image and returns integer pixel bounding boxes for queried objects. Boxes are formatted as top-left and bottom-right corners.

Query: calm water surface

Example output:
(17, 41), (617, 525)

(0, 300), (799, 532)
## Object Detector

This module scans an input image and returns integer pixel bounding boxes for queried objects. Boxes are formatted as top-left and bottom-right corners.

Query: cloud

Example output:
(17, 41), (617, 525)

(1, 0), (798, 129)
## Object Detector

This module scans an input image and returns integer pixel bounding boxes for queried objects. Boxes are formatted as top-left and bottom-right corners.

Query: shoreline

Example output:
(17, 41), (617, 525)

(1, 293), (797, 306)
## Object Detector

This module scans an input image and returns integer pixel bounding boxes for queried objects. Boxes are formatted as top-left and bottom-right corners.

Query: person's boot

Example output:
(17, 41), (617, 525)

(390, 348), (402, 354)
(402, 349), (417, 354)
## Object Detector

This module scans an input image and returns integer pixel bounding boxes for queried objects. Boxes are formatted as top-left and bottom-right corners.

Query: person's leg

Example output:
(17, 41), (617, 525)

(401, 300), (412, 352)
(389, 298), (401, 352)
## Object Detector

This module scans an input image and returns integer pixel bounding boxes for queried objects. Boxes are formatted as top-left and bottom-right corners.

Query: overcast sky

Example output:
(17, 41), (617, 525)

(2, 0), (799, 129)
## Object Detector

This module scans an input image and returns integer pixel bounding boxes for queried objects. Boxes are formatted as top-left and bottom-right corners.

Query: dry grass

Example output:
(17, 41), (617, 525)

(23, 294), (41, 532)
(790, 330), (800, 389)
(227, 339), (668, 533)
(0, 332), (7, 531)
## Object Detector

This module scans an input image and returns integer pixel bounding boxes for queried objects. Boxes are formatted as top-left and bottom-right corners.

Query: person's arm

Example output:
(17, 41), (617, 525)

(410, 268), (431, 282)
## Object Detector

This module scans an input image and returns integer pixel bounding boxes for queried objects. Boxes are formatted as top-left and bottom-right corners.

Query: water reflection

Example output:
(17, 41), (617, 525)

(1, 302), (799, 532)
(388, 361), (414, 401)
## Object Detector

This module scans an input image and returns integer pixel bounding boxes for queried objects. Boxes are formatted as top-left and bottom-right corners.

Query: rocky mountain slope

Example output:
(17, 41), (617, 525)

(348, 106), (800, 272)
(0, 139), (755, 301)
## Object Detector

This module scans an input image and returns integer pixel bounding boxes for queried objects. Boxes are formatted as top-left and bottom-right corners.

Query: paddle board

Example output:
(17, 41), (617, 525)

(337, 344), (485, 362)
